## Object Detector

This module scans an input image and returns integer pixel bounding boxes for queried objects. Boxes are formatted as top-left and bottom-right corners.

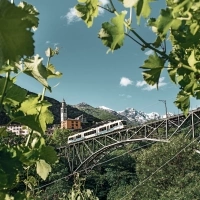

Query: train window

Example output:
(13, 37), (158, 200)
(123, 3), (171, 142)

(99, 127), (106, 132)
(76, 135), (81, 139)
(122, 121), (127, 125)
(69, 137), (74, 140)
(84, 130), (96, 136)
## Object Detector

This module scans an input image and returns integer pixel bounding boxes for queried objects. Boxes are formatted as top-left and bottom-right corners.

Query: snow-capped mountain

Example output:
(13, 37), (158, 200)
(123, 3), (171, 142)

(117, 108), (160, 123)
(99, 106), (174, 123)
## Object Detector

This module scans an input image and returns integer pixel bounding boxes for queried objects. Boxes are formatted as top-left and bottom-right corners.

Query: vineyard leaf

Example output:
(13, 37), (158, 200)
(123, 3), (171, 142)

(153, 8), (182, 38)
(140, 52), (164, 87)
(135, 0), (153, 24)
(0, 77), (27, 106)
(98, 11), (126, 51)
(168, 67), (177, 84)
(36, 159), (51, 180)
(0, 0), (39, 64)
(17, 95), (53, 133)
(75, 0), (98, 28)
(23, 55), (51, 91)
(120, 0), (139, 8)
(47, 64), (62, 79)
(39, 146), (57, 164)
(174, 90), (190, 115)
(188, 50), (199, 69)
(18, 1), (39, 31)
(13, 113), (43, 133)
(23, 55), (62, 91)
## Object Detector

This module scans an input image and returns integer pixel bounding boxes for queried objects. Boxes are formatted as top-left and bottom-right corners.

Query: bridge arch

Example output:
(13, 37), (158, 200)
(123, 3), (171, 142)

(58, 109), (200, 173)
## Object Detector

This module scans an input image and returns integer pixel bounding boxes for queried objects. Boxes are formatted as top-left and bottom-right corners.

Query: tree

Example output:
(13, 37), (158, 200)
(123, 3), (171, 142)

(131, 134), (200, 199)
(73, 0), (200, 115)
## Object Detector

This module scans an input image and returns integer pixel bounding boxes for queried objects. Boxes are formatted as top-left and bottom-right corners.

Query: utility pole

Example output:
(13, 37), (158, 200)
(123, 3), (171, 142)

(159, 100), (168, 139)
(159, 100), (168, 118)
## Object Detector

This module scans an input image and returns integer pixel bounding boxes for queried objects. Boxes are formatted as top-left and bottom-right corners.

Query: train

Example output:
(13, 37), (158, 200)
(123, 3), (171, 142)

(68, 120), (127, 144)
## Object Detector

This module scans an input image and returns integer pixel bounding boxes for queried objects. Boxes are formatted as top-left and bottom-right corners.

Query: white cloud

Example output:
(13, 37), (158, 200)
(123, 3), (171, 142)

(136, 77), (167, 91)
(65, 7), (81, 24)
(127, 95), (132, 98)
(99, 0), (109, 6)
(54, 43), (59, 47)
(120, 77), (133, 87)
(64, 0), (109, 24)
(145, 49), (154, 56)
(119, 94), (125, 97)
(136, 80), (146, 87)
(46, 41), (50, 44)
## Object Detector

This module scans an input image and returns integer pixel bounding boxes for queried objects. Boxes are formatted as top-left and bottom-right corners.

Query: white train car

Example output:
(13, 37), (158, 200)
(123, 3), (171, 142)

(68, 120), (127, 144)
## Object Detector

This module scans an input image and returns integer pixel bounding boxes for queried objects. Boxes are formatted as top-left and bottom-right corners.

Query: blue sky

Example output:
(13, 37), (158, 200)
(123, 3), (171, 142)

(15, 0), (199, 115)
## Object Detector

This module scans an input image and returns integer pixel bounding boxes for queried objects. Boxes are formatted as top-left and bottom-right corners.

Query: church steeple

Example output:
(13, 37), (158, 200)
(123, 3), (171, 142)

(61, 99), (67, 122)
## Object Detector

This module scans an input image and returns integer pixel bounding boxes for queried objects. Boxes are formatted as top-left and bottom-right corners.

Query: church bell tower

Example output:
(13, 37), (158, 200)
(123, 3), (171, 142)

(61, 99), (67, 122)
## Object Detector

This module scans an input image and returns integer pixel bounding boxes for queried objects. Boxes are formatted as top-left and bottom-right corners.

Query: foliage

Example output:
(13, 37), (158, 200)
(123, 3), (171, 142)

(85, 146), (138, 199)
(131, 135), (200, 199)
(74, 0), (200, 115)
(0, 0), (62, 198)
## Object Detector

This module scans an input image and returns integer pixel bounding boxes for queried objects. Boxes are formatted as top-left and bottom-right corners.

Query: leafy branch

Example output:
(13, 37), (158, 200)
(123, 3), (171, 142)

(74, 0), (200, 114)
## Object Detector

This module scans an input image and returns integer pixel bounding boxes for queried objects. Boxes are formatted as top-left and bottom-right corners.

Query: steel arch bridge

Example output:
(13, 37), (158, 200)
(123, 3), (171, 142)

(58, 109), (200, 173)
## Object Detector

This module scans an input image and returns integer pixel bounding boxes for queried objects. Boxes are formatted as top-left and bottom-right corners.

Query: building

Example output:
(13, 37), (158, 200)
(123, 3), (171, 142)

(60, 99), (83, 130)
(0, 124), (29, 135)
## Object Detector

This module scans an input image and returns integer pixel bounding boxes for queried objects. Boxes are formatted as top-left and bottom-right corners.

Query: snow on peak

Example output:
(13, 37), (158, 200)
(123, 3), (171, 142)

(98, 106), (113, 111)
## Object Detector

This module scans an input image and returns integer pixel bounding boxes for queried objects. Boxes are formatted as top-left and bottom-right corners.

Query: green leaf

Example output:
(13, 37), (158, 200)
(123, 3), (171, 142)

(36, 159), (51, 180)
(0, 77), (27, 107)
(135, 0), (153, 24)
(46, 64), (62, 79)
(75, 0), (98, 28)
(0, 127), (8, 137)
(0, 0), (39, 64)
(168, 67), (177, 84)
(23, 55), (62, 91)
(140, 52), (165, 87)
(39, 146), (57, 164)
(120, 0), (139, 8)
(98, 11), (126, 52)
(17, 95), (54, 133)
(188, 50), (199, 69)
(45, 47), (59, 58)
(0, 149), (23, 190)
(23, 55), (51, 91)
(152, 8), (182, 38)
(174, 90), (190, 115)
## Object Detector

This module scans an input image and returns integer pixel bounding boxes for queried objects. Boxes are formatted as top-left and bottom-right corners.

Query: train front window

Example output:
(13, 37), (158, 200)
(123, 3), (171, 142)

(122, 121), (127, 125)
(69, 137), (73, 140)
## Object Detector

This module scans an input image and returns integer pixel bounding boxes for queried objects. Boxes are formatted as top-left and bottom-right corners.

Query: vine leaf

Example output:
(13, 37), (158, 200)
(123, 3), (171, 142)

(168, 67), (177, 84)
(140, 52), (165, 88)
(188, 50), (199, 69)
(0, 77), (27, 106)
(0, 0), (39, 64)
(36, 159), (51, 180)
(17, 95), (54, 133)
(135, 0), (153, 24)
(120, 0), (139, 8)
(23, 55), (62, 91)
(174, 90), (190, 115)
(75, 0), (98, 28)
(98, 11), (126, 52)
(149, 8), (182, 38)
(39, 146), (57, 164)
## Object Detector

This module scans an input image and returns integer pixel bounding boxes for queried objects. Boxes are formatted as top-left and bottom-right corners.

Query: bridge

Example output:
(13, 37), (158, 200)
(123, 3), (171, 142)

(58, 109), (200, 173)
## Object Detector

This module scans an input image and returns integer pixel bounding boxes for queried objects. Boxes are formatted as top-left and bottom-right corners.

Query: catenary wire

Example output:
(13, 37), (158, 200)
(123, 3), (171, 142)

(35, 118), (200, 194)
(120, 135), (200, 200)
(34, 141), (155, 191)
